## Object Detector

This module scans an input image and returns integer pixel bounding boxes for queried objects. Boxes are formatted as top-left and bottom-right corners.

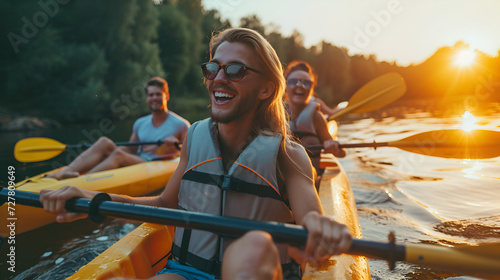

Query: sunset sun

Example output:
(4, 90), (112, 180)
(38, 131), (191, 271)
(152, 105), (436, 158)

(461, 111), (478, 132)
(454, 49), (477, 67)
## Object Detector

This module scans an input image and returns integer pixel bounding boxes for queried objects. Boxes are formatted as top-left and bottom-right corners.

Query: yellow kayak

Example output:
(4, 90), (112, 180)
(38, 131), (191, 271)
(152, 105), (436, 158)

(0, 159), (179, 237)
(67, 155), (370, 280)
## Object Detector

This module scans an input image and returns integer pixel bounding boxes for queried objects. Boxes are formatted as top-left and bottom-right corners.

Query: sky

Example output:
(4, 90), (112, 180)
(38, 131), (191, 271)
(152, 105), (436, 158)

(201, 0), (500, 66)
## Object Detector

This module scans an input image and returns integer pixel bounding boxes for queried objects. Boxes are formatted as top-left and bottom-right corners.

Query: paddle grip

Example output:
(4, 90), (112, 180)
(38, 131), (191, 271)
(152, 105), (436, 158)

(174, 142), (182, 150)
(88, 193), (111, 223)
(64, 193), (111, 223)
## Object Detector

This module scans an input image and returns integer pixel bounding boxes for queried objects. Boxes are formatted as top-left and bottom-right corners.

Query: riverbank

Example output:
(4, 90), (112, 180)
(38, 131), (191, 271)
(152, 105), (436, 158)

(0, 108), (60, 132)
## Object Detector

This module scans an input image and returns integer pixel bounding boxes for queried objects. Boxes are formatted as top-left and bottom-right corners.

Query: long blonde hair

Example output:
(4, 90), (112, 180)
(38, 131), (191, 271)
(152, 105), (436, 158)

(209, 28), (291, 151)
(209, 28), (315, 186)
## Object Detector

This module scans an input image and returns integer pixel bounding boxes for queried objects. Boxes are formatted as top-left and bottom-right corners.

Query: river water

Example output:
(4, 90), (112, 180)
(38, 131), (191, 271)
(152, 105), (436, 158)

(1, 103), (499, 279)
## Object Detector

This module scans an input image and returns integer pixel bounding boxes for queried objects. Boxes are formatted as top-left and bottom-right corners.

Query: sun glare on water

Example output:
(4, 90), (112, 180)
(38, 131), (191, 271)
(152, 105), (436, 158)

(454, 49), (476, 67)
(461, 111), (478, 132)
(462, 161), (485, 179)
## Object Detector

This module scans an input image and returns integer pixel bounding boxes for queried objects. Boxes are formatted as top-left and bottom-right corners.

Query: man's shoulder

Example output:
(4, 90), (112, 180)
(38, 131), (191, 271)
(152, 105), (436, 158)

(283, 138), (308, 157)
(168, 111), (191, 127)
(188, 117), (212, 130)
(135, 114), (153, 122)
(133, 114), (152, 127)
(279, 138), (313, 176)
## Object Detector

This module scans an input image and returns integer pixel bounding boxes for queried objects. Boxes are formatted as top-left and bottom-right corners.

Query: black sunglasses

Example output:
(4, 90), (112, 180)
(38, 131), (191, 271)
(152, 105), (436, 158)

(287, 78), (313, 90)
(201, 62), (264, 81)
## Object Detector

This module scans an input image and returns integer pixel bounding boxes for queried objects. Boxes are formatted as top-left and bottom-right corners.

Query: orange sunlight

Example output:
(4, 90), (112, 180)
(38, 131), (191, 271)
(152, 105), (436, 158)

(454, 49), (477, 67)
(461, 111), (478, 132)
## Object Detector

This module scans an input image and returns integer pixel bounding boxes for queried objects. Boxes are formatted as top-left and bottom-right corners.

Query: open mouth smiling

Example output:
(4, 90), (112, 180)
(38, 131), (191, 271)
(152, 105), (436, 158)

(214, 91), (235, 104)
(292, 91), (307, 98)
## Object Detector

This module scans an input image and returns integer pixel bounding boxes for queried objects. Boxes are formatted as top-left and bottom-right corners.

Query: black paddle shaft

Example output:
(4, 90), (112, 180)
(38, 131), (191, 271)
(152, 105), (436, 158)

(0, 188), (405, 266)
(306, 141), (390, 151)
(66, 141), (182, 150)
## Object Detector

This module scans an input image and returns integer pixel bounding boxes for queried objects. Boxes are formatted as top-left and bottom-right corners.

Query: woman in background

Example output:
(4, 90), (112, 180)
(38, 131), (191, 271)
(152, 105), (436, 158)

(284, 60), (346, 186)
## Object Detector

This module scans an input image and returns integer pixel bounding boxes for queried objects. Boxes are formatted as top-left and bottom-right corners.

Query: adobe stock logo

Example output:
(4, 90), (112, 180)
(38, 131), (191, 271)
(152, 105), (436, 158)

(343, 0), (404, 52)
(7, 0), (71, 54)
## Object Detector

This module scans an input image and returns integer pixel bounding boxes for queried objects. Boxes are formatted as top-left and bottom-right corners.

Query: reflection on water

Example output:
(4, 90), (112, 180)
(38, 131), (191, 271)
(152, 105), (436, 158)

(461, 160), (486, 179)
(1, 104), (500, 279)
(339, 104), (500, 279)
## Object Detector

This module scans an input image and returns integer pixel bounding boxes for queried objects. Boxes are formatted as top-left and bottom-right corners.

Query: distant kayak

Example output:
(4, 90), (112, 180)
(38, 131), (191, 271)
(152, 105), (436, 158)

(0, 158), (179, 237)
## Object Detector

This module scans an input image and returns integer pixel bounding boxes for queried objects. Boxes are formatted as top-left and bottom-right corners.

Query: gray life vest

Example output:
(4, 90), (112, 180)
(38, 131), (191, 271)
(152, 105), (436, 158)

(172, 118), (295, 276)
(289, 100), (320, 139)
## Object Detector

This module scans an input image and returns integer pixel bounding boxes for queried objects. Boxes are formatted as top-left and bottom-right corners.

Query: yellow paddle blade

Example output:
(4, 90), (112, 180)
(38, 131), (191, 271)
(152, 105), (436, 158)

(406, 243), (500, 275)
(329, 72), (406, 120)
(14, 137), (67, 162)
(389, 129), (500, 159)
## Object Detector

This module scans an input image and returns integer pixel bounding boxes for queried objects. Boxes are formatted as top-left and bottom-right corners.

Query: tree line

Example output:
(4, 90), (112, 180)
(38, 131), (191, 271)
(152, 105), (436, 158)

(2, 0), (499, 123)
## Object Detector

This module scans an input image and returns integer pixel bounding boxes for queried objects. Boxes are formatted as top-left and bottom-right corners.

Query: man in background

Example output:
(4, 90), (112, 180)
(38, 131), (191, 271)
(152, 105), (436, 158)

(48, 76), (190, 179)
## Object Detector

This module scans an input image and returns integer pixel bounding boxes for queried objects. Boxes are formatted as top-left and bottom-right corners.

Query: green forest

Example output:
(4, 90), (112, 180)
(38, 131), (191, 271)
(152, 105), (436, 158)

(2, 0), (500, 124)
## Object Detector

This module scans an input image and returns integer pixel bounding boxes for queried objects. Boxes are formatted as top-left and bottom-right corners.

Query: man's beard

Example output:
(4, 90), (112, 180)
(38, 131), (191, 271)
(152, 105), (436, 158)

(150, 107), (164, 112)
(210, 105), (244, 124)
(148, 103), (165, 112)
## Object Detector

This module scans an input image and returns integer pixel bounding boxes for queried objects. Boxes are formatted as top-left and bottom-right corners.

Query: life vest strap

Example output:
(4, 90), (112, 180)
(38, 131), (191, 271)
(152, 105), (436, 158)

(182, 170), (285, 202)
(172, 243), (222, 276)
(178, 228), (191, 265)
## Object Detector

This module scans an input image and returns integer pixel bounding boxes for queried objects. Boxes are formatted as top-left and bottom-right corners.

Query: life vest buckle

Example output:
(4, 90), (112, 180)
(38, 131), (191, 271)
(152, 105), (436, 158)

(219, 174), (238, 191)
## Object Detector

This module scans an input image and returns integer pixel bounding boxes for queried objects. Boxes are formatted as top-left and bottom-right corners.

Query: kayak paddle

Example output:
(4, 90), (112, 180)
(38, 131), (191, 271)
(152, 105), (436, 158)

(14, 137), (181, 163)
(1, 188), (498, 277)
(307, 129), (500, 159)
(328, 72), (406, 120)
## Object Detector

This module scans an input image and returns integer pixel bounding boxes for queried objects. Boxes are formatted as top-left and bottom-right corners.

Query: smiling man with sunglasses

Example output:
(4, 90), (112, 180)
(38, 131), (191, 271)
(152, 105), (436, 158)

(40, 28), (352, 280)
(200, 59), (268, 125)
